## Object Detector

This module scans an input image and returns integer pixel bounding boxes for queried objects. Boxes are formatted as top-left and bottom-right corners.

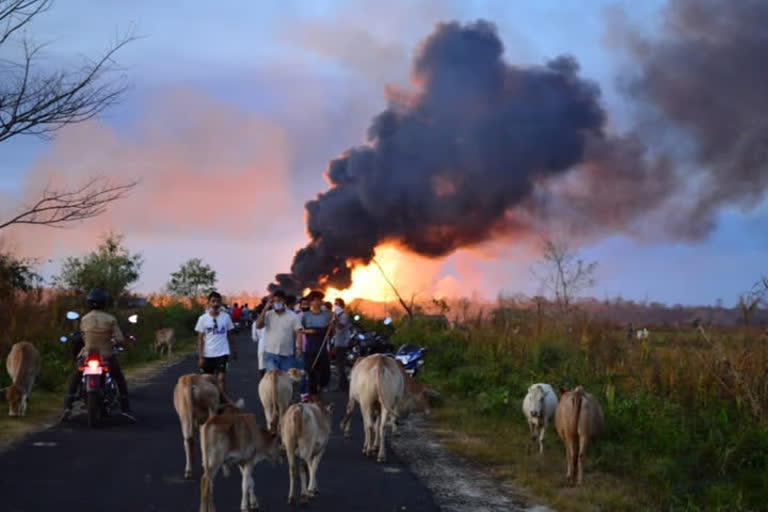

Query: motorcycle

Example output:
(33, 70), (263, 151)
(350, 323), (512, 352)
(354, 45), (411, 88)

(60, 311), (138, 427)
(345, 316), (396, 367)
(394, 344), (429, 377)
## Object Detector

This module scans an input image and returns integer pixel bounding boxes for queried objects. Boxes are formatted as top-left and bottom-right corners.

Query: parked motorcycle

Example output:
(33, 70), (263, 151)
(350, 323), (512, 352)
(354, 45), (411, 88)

(59, 311), (138, 427)
(394, 344), (429, 377)
(345, 316), (396, 367)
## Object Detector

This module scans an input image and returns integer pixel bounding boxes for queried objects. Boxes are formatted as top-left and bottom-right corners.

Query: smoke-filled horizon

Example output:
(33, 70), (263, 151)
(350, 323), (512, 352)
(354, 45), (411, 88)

(271, 1), (768, 296)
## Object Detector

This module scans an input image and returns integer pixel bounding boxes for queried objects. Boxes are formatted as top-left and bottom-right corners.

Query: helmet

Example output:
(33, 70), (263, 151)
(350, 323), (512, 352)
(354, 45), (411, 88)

(86, 287), (108, 309)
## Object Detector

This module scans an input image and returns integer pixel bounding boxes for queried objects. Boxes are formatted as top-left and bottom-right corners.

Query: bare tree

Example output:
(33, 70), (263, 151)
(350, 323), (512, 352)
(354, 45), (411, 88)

(1, 0), (136, 142)
(0, 0), (137, 230)
(0, 176), (137, 230)
(532, 237), (597, 316)
(737, 279), (767, 327)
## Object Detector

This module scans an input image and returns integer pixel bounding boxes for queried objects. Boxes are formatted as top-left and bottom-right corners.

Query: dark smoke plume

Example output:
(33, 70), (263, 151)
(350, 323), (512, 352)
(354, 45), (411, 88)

(272, 4), (768, 295)
(271, 20), (606, 294)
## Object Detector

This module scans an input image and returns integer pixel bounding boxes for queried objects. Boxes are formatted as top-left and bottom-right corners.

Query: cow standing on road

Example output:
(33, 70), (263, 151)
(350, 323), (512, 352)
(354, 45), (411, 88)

(199, 401), (282, 512)
(340, 354), (432, 463)
(281, 399), (334, 505)
(4, 341), (40, 417)
(258, 368), (304, 433)
(154, 327), (175, 357)
(172, 373), (229, 479)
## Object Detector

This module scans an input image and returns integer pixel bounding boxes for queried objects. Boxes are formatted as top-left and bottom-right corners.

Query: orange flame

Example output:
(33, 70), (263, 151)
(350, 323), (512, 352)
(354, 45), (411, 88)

(323, 245), (404, 304)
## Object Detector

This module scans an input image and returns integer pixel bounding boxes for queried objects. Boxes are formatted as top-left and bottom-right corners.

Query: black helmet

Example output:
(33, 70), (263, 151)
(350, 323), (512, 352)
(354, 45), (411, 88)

(86, 287), (108, 309)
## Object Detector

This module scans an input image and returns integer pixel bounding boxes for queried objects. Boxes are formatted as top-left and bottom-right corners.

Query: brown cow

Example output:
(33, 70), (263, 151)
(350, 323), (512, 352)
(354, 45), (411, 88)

(281, 399), (334, 504)
(258, 368), (304, 433)
(173, 374), (230, 479)
(555, 386), (605, 486)
(199, 401), (282, 512)
(4, 342), (41, 417)
(340, 354), (433, 462)
(154, 327), (175, 357)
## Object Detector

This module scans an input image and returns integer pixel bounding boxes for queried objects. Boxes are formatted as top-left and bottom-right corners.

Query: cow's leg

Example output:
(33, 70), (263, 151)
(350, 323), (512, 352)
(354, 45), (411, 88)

(200, 464), (221, 512)
(184, 435), (195, 479)
(576, 436), (588, 486)
(286, 444), (297, 505)
(538, 422), (546, 455)
(239, 463), (258, 511)
(299, 459), (312, 503)
(308, 451), (324, 496)
(340, 395), (356, 439)
(377, 407), (391, 463)
(564, 436), (573, 481)
(20, 395), (28, 416)
(361, 404), (376, 456)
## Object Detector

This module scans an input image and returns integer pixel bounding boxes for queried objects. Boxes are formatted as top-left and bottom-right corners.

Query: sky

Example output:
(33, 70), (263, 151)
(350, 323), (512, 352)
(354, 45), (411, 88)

(1, 0), (765, 307)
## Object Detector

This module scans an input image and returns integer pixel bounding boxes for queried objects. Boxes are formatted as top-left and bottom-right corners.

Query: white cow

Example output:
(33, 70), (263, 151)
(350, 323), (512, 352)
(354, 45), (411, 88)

(522, 383), (558, 454)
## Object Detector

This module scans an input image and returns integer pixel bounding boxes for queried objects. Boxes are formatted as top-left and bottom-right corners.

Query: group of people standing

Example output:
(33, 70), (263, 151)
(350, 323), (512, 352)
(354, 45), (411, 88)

(194, 289), (351, 404)
(252, 290), (351, 401)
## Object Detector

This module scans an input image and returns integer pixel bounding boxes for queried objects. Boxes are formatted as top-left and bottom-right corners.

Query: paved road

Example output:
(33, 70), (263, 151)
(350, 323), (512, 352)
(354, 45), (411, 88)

(0, 331), (440, 512)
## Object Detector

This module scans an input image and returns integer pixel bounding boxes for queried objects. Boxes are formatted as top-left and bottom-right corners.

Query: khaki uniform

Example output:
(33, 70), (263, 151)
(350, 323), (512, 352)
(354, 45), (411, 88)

(81, 310), (124, 358)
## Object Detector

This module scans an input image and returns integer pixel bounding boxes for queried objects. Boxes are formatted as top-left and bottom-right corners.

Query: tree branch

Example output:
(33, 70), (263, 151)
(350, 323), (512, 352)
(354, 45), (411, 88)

(0, 177), (138, 230)
(0, 10), (136, 142)
(372, 257), (413, 318)
(0, 0), (51, 45)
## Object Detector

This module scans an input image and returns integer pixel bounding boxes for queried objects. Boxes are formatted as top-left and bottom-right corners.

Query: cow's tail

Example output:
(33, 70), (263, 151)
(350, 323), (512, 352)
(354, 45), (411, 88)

(571, 386), (584, 433)
(270, 370), (280, 431)
(376, 358), (398, 417)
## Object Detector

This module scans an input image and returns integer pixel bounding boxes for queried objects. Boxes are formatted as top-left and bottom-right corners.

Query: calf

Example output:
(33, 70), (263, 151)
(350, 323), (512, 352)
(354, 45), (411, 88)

(154, 327), (175, 357)
(281, 400), (334, 505)
(199, 401), (282, 512)
(522, 383), (558, 454)
(4, 342), (41, 417)
(340, 354), (433, 462)
(555, 386), (604, 486)
(173, 374), (227, 479)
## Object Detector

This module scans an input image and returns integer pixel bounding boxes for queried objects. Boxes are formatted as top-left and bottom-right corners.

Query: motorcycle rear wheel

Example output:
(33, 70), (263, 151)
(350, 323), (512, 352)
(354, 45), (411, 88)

(87, 393), (101, 428)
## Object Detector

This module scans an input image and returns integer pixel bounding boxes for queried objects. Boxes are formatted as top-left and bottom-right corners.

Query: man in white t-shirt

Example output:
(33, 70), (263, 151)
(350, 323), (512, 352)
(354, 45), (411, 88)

(195, 291), (237, 393)
(255, 290), (302, 371)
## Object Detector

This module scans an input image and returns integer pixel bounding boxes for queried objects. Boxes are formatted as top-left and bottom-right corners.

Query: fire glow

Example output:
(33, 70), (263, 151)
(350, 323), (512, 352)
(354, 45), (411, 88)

(317, 246), (403, 304)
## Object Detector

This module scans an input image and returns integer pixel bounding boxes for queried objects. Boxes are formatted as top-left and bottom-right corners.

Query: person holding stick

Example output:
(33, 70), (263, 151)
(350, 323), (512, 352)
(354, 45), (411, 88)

(300, 290), (334, 400)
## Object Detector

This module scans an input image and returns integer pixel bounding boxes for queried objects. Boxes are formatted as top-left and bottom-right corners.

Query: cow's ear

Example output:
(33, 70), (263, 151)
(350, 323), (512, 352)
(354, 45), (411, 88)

(559, 385), (569, 395)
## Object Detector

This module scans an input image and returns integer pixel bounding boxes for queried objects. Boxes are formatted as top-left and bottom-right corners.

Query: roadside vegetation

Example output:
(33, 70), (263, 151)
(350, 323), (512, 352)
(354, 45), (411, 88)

(391, 311), (767, 511)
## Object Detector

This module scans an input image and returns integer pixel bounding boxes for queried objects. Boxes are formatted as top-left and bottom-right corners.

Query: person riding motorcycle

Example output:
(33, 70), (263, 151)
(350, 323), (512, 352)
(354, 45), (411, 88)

(60, 287), (136, 422)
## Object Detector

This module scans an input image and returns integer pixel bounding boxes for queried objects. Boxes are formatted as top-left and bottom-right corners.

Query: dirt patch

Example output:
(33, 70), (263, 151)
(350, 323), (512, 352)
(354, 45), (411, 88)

(391, 416), (553, 512)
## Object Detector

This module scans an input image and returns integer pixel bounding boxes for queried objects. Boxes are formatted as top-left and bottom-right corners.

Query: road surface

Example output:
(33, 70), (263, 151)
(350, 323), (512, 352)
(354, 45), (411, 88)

(0, 330), (440, 511)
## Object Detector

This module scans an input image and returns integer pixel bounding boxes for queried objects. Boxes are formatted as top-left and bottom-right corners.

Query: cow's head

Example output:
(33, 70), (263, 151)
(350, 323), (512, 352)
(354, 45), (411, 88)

(527, 385), (548, 424)
(6, 385), (25, 417)
(285, 368), (304, 382)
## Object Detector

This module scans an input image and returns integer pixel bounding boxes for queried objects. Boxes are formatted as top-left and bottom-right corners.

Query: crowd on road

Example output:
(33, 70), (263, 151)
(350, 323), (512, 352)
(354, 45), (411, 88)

(196, 290), (352, 404)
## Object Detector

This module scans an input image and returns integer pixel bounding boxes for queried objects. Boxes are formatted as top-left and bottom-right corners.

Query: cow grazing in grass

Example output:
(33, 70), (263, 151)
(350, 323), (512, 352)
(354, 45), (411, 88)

(281, 399), (334, 505)
(555, 386), (604, 486)
(258, 368), (304, 434)
(154, 327), (175, 357)
(199, 401), (282, 512)
(522, 383), (558, 454)
(4, 342), (41, 417)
